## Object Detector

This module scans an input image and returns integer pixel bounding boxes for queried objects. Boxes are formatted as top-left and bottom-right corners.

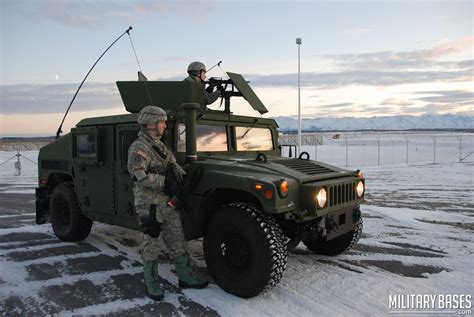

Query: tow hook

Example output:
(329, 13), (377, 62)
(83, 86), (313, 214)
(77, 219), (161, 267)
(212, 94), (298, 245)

(326, 216), (339, 233)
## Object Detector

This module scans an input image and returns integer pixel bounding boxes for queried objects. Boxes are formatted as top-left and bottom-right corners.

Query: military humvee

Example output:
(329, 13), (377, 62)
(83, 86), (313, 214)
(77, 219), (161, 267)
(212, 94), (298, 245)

(36, 72), (365, 298)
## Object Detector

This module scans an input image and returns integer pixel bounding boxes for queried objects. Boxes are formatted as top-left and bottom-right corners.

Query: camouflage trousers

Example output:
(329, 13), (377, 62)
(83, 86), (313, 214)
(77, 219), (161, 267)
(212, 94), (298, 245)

(135, 203), (188, 262)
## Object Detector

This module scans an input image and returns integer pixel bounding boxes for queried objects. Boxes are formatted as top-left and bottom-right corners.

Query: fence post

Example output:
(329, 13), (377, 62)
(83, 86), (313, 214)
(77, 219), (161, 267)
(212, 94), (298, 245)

(433, 136), (437, 164)
(459, 135), (463, 162)
(15, 149), (22, 176)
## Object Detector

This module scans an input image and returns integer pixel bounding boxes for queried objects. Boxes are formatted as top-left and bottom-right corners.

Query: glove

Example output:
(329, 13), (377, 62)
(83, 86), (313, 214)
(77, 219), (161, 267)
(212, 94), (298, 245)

(139, 209), (161, 238)
(205, 85), (215, 94)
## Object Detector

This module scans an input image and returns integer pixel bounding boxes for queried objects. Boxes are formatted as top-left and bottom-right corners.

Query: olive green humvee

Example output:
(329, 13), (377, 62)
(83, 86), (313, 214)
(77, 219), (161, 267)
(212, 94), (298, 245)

(36, 72), (365, 298)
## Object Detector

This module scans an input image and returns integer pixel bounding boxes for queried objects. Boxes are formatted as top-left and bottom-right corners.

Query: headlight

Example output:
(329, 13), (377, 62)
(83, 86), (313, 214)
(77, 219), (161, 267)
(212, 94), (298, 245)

(316, 187), (327, 208)
(356, 181), (365, 198)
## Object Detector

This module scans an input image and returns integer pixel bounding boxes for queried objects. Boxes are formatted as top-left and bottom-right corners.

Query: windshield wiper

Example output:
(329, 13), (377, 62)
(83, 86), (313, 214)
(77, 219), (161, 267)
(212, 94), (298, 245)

(239, 118), (260, 140)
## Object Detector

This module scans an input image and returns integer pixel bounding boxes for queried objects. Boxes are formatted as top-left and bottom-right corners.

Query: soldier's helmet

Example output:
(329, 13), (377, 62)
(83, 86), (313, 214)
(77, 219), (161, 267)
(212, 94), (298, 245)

(137, 105), (167, 124)
(187, 61), (206, 76)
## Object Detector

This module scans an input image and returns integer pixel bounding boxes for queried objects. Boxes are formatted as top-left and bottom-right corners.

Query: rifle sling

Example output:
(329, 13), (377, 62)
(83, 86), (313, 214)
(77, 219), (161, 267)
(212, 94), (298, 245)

(152, 144), (168, 161)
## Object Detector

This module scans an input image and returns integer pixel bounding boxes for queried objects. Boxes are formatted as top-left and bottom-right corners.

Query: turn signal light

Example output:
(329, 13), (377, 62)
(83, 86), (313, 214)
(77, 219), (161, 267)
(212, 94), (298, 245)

(280, 181), (289, 194)
(255, 184), (264, 190)
(265, 190), (274, 200)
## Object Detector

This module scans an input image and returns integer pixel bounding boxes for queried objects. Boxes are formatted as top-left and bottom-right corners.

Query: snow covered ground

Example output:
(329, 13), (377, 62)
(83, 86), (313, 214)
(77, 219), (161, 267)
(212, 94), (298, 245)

(0, 150), (473, 316)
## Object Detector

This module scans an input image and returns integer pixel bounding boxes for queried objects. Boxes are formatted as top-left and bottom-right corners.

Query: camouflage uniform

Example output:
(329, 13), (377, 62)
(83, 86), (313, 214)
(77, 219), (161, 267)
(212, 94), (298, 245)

(184, 75), (221, 105)
(184, 61), (221, 105)
(127, 105), (208, 300)
(127, 130), (187, 261)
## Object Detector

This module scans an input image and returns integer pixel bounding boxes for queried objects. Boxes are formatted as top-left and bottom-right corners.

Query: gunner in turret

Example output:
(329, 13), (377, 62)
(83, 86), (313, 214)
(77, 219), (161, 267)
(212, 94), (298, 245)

(184, 61), (221, 105)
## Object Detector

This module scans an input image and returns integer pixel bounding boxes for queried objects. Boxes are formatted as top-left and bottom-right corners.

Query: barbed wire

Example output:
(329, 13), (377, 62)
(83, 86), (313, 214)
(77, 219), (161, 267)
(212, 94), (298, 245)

(0, 153), (38, 166)
(0, 155), (17, 166)
(20, 155), (38, 165)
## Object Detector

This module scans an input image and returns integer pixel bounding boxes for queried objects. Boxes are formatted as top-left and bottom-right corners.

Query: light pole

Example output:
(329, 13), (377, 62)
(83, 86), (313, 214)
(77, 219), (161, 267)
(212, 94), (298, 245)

(296, 37), (302, 155)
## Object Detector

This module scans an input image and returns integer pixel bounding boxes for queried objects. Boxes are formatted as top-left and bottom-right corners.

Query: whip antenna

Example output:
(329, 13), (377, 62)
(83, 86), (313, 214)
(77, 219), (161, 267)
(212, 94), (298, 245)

(56, 26), (133, 139)
(217, 62), (228, 78)
(207, 60), (222, 73)
(127, 32), (154, 107)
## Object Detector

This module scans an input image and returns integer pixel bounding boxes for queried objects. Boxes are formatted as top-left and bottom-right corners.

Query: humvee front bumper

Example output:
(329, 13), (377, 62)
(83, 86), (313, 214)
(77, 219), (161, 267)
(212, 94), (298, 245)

(323, 205), (361, 241)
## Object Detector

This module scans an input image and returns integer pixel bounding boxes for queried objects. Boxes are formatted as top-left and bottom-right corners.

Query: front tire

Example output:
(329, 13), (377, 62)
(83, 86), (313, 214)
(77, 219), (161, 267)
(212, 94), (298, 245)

(50, 182), (92, 242)
(204, 203), (287, 298)
(303, 217), (363, 256)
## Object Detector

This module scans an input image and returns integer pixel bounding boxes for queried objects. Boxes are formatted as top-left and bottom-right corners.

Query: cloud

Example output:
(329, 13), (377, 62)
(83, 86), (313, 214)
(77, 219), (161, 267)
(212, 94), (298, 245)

(0, 83), (122, 114)
(30, 0), (202, 29)
(241, 36), (474, 89)
(329, 36), (474, 71)
(455, 108), (474, 116)
(381, 98), (414, 106)
(306, 103), (354, 110)
(37, 1), (118, 28)
(429, 37), (473, 59)
(412, 90), (474, 104)
(248, 67), (473, 88)
(305, 104), (400, 117)
(416, 103), (474, 114)
(347, 105), (396, 115)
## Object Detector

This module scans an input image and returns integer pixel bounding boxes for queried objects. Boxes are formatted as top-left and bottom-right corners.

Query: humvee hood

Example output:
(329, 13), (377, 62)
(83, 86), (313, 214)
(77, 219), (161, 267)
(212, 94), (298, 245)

(196, 155), (353, 183)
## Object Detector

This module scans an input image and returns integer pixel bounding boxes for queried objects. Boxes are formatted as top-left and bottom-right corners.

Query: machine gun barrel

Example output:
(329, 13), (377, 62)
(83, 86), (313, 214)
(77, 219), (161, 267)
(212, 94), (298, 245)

(206, 77), (234, 86)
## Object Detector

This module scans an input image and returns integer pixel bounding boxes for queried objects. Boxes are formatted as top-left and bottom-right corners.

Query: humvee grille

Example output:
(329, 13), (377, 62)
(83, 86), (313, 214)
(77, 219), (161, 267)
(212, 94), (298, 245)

(329, 182), (357, 207)
(274, 159), (333, 175)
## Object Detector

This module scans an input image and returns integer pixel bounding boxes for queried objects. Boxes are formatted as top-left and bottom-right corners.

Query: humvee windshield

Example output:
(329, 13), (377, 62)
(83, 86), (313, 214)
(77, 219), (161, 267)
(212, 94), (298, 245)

(236, 127), (273, 151)
(177, 124), (273, 152)
(177, 124), (228, 152)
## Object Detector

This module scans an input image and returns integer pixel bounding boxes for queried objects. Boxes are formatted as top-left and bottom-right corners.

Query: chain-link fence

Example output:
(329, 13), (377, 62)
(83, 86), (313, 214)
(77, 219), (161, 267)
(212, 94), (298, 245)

(280, 132), (474, 166)
(0, 138), (55, 151)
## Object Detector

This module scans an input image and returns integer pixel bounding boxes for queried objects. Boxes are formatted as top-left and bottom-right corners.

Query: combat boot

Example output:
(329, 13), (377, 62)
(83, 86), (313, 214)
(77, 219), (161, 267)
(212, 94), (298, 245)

(174, 254), (209, 289)
(143, 260), (164, 300)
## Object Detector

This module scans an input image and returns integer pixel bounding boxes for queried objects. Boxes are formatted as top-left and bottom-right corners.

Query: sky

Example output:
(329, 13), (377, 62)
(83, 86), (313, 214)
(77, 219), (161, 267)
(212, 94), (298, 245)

(0, 0), (473, 136)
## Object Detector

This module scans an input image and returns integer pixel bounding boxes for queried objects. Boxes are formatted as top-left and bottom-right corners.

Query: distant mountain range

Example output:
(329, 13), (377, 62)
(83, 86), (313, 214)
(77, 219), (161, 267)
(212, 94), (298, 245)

(273, 114), (474, 132)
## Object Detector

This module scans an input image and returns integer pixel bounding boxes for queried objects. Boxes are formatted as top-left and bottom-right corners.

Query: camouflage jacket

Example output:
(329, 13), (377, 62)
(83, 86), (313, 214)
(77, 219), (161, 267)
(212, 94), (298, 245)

(127, 130), (177, 205)
(184, 75), (221, 105)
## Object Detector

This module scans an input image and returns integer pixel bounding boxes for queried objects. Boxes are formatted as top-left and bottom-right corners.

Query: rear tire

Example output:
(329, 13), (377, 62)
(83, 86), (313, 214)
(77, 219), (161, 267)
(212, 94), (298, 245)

(50, 182), (92, 242)
(204, 203), (287, 298)
(303, 217), (363, 256)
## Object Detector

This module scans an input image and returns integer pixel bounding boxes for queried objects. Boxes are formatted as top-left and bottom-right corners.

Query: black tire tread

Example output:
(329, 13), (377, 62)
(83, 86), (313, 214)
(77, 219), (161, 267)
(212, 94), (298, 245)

(204, 202), (288, 298)
(50, 182), (92, 242)
(231, 203), (288, 292)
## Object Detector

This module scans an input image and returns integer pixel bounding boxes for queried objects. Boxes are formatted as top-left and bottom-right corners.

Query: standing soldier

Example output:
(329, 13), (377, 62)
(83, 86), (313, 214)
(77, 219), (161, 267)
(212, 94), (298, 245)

(184, 61), (221, 105)
(128, 105), (208, 300)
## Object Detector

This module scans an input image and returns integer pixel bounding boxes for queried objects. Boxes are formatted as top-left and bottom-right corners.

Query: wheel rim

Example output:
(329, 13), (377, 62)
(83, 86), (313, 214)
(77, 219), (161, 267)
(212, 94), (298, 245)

(220, 234), (250, 270)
